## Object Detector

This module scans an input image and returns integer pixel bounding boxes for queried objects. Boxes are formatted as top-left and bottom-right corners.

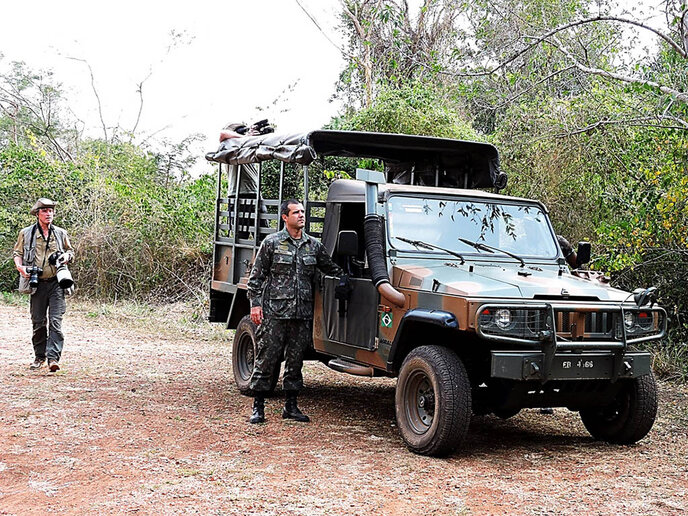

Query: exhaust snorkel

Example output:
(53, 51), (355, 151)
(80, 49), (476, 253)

(357, 169), (406, 308)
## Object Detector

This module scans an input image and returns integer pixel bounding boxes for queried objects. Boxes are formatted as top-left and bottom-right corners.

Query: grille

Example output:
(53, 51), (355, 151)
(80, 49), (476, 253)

(555, 310), (616, 340)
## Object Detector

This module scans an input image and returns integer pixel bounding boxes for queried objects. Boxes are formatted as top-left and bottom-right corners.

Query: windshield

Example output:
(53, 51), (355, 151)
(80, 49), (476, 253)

(387, 196), (559, 259)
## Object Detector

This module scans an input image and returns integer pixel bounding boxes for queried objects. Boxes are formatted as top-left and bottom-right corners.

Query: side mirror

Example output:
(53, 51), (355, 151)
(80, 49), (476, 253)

(633, 287), (657, 307)
(494, 171), (508, 191)
(337, 230), (359, 257)
(576, 241), (591, 268)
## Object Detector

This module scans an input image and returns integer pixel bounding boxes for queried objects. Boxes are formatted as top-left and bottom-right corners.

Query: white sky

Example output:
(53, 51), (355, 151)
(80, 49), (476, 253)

(0, 0), (345, 173)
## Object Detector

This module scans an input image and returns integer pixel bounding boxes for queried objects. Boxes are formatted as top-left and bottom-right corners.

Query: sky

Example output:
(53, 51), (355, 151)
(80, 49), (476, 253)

(0, 0), (346, 173)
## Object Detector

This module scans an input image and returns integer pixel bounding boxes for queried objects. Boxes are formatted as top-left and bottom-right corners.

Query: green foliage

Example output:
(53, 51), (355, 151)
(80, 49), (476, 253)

(334, 82), (483, 141)
(0, 141), (216, 300)
(593, 131), (688, 365)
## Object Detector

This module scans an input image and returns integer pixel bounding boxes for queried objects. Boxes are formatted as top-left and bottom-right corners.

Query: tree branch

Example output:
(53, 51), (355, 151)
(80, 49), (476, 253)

(447, 14), (688, 79)
(532, 116), (688, 141)
(294, 0), (356, 60)
(66, 57), (108, 141)
(551, 37), (688, 104)
(490, 65), (576, 110)
(131, 67), (153, 137)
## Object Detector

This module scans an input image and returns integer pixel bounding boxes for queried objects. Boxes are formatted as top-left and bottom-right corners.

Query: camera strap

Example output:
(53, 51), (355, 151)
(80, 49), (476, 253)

(30, 223), (53, 271)
(27, 223), (38, 265)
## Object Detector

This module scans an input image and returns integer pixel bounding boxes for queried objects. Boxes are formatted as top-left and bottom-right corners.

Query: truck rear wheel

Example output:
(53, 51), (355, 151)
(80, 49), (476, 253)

(232, 315), (279, 395)
(395, 346), (471, 457)
(579, 372), (657, 444)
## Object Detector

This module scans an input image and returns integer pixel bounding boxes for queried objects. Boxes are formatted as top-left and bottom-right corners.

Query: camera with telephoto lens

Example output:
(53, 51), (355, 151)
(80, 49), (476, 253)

(235, 119), (274, 136)
(48, 251), (74, 289)
(26, 266), (43, 289)
(250, 119), (274, 134)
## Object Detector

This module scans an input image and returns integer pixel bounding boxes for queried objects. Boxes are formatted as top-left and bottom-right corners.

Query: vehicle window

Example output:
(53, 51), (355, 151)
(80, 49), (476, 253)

(387, 197), (559, 259)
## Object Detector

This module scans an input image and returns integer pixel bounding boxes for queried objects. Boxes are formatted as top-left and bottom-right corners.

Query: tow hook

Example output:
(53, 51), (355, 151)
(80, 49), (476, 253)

(537, 330), (553, 341)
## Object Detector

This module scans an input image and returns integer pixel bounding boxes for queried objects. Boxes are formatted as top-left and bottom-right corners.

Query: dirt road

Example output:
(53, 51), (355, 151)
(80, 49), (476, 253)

(0, 301), (686, 515)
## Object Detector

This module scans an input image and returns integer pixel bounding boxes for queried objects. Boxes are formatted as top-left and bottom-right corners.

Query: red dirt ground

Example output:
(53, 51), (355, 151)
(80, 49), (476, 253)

(0, 301), (686, 515)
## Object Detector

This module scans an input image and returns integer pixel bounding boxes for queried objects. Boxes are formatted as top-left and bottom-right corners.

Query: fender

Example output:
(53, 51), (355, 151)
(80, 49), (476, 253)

(226, 287), (250, 329)
(386, 308), (459, 371)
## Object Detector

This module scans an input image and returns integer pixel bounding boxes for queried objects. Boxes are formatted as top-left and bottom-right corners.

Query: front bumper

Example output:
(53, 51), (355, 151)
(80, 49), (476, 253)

(491, 350), (652, 381)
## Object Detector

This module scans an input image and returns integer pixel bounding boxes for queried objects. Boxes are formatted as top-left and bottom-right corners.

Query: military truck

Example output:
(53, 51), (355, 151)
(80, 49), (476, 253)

(205, 131), (666, 456)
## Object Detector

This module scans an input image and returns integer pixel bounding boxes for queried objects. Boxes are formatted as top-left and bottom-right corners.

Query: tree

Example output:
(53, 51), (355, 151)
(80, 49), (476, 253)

(333, 0), (464, 109)
(0, 58), (77, 161)
(450, 0), (688, 132)
(333, 81), (482, 140)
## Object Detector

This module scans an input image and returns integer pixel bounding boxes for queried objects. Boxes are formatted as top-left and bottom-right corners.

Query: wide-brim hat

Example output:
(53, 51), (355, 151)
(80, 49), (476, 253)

(30, 198), (57, 216)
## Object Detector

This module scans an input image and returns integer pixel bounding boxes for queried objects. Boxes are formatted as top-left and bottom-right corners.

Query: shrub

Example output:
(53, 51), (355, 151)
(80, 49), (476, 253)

(0, 141), (216, 301)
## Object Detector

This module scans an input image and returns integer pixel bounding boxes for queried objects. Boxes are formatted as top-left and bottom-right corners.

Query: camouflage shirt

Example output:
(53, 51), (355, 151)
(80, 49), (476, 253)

(248, 229), (342, 319)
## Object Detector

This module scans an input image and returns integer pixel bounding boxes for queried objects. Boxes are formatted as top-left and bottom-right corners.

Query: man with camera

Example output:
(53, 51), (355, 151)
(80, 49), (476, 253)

(13, 198), (74, 372)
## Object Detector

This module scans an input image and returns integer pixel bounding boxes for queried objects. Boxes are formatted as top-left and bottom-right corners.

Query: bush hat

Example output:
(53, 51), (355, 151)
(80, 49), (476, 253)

(30, 198), (57, 216)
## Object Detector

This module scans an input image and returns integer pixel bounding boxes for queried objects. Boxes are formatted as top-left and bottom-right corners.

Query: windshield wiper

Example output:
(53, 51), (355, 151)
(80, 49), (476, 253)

(457, 237), (525, 267)
(395, 237), (465, 264)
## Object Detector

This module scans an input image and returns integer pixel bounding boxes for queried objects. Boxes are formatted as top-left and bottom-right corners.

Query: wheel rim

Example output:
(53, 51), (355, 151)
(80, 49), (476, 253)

(403, 370), (435, 434)
(236, 332), (255, 381)
(598, 389), (631, 423)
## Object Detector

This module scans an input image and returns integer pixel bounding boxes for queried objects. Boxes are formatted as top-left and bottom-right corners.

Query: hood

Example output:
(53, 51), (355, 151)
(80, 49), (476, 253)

(392, 262), (629, 302)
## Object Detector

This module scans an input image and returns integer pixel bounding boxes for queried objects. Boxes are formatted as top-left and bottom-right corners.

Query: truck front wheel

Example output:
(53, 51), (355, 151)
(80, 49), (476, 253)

(232, 315), (279, 395)
(579, 372), (658, 444)
(395, 345), (471, 456)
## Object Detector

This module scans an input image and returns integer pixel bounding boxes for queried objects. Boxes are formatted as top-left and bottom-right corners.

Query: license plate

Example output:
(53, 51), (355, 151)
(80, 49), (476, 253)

(549, 354), (613, 379)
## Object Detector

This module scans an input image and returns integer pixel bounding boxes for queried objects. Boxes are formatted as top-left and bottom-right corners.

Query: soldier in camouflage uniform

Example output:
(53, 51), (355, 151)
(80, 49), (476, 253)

(247, 199), (342, 423)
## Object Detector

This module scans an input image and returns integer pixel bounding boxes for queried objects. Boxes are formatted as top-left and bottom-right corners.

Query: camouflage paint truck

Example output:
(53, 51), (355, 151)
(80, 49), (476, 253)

(205, 131), (666, 456)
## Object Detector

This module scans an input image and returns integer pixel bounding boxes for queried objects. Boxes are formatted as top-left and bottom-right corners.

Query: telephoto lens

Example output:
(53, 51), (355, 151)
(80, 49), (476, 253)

(48, 251), (74, 289)
(55, 265), (74, 289)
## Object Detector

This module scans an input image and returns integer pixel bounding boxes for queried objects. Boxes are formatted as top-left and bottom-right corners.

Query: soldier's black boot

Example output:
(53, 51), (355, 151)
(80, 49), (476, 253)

(282, 391), (310, 422)
(249, 396), (265, 424)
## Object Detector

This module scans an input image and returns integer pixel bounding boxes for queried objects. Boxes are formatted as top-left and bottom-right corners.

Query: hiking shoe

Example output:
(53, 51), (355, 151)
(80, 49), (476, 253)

(29, 358), (45, 370)
(48, 360), (60, 372)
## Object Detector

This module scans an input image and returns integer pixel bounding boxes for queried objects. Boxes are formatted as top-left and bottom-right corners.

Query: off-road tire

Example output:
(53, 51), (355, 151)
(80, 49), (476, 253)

(395, 345), (471, 457)
(580, 372), (657, 444)
(232, 315), (279, 395)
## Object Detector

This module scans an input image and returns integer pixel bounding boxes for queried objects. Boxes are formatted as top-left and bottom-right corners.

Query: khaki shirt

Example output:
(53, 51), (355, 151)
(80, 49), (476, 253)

(14, 225), (73, 280)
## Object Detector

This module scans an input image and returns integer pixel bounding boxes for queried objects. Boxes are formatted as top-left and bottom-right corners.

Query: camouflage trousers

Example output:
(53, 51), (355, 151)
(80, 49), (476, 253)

(249, 318), (312, 393)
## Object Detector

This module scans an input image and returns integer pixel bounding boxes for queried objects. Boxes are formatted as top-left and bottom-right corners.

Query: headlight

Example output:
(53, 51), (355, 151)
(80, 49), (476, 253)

(618, 309), (665, 339)
(495, 309), (513, 329)
(623, 312), (635, 329)
(476, 305), (551, 341)
(637, 311), (653, 330)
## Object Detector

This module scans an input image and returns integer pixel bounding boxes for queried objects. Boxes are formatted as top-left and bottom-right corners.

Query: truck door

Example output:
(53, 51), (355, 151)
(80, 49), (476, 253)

(320, 275), (379, 351)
